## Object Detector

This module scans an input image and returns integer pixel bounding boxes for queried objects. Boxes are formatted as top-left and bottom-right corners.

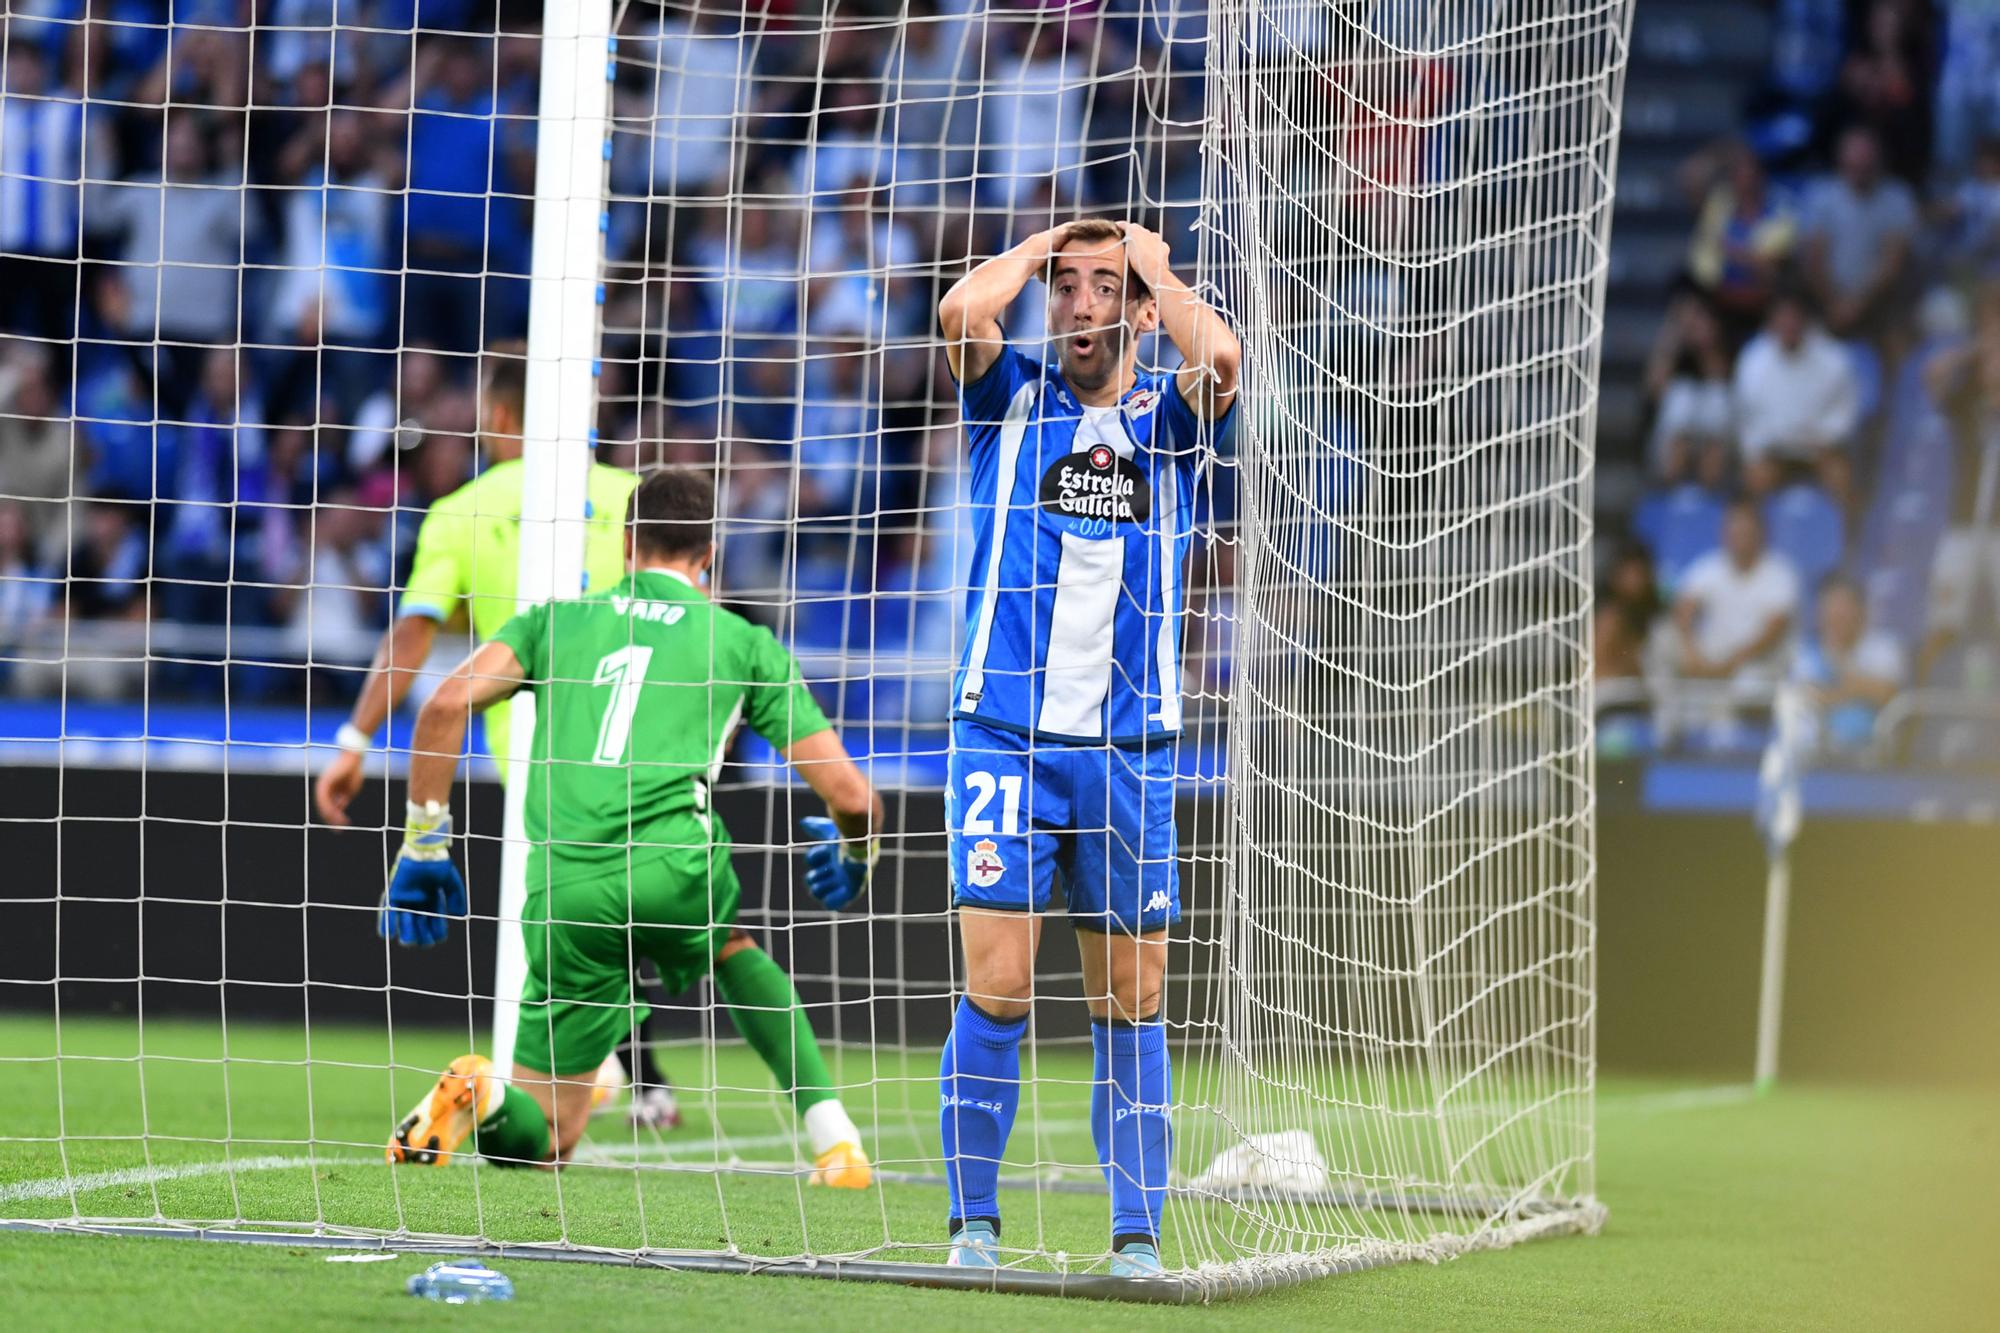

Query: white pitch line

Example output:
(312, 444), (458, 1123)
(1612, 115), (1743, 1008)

(0, 1153), (369, 1204)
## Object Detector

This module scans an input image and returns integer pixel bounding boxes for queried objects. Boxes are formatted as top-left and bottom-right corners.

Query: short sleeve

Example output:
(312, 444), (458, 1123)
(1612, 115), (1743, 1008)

(1163, 374), (1237, 459)
(398, 506), (467, 624)
(1677, 553), (1720, 604)
(742, 625), (833, 750)
(1770, 561), (1801, 614)
(491, 602), (550, 687)
(956, 339), (1035, 428)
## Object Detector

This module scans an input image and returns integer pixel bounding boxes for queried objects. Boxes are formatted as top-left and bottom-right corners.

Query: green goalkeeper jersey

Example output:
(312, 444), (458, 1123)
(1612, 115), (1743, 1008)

(491, 568), (833, 888)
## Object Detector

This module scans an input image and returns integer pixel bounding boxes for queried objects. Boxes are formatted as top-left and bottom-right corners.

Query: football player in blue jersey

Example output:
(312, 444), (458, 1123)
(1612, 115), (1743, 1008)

(933, 218), (1240, 1276)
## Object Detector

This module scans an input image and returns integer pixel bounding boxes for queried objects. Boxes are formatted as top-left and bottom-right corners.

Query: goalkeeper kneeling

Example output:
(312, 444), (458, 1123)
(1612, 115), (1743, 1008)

(378, 469), (881, 1185)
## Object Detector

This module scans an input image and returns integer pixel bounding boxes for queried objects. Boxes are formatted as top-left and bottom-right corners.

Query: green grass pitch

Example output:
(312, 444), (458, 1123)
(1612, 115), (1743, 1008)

(1, 1016), (1993, 1330)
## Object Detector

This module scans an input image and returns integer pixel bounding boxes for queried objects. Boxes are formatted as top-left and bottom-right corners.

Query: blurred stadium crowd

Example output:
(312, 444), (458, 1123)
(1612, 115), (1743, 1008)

(0, 0), (1996, 773)
(0, 0), (1212, 724)
(1596, 0), (2000, 770)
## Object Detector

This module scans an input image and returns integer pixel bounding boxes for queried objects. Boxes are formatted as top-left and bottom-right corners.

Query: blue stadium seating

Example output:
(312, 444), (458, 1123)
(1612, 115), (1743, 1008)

(1762, 483), (1845, 594)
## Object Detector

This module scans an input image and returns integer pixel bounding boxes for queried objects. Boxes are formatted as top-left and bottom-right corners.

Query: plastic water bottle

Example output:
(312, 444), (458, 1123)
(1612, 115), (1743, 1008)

(406, 1260), (516, 1303)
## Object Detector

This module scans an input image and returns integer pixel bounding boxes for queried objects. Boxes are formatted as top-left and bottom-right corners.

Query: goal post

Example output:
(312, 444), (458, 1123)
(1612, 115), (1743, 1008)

(492, 0), (618, 1079)
(0, 0), (1631, 1300)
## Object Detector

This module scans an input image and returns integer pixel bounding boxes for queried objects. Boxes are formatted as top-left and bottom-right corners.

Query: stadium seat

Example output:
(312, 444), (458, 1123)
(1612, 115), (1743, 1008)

(1632, 483), (1725, 592)
(1761, 483), (1844, 593)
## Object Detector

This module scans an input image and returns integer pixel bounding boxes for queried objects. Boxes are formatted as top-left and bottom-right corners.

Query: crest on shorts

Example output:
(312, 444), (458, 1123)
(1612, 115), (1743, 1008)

(967, 838), (1005, 888)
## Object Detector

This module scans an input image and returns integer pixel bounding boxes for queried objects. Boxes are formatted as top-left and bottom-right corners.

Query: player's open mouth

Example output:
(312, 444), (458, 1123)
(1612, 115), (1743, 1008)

(1072, 335), (1094, 355)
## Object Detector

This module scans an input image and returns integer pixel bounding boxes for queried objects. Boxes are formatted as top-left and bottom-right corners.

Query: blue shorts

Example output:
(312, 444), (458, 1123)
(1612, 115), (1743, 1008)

(946, 718), (1181, 935)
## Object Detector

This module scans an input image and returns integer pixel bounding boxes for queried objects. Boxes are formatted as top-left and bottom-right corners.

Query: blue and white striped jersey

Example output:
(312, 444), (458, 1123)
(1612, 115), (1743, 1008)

(951, 346), (1234, 744)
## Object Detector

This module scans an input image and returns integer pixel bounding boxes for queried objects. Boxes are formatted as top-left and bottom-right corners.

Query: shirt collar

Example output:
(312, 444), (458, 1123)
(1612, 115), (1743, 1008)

(636, 566), (698, 588)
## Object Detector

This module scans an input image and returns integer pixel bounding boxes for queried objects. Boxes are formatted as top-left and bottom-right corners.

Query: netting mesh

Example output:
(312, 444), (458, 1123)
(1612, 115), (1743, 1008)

(0, 0), (1621, 1296)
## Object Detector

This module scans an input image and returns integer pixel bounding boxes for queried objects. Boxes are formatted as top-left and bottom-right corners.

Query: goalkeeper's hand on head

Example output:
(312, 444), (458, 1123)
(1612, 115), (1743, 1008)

(379, 800), (468, 947)
(798, 815), (874, 912)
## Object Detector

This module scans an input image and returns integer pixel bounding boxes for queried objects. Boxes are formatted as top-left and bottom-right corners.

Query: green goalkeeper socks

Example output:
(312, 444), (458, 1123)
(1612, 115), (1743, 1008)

(716, 945), (837, 1113)
(475, 1082), (552, 1166)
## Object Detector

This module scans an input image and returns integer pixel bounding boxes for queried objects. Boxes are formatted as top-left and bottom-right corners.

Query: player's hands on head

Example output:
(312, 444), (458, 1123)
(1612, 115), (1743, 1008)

(1116, 222), (1174, 290)
(798, 815), (874, 912)
(379, 800), (468, 946)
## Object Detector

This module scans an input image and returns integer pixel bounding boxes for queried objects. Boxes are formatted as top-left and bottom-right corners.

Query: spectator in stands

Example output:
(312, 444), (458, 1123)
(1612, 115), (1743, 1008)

(1672, 498), (1802, 687)
(1801, 124), (1919, 346)
(158, 349), (266, 625)
(612, 4), (748, 201)
(65, 501), (149, 624)
(266, 108), (395, 399)
(1681, 142), (1796, 340)
(0, 43), (96, 338)
(1595, 543), (1662, 687)
(689, 203), (804, 340)
(1732, 289), (1861, 502)
(72, 289), (160, 505)
(1935, 134), (2000, 286)
(1933, 0), (2000, 175)
(86, 112), (260, 410)
(1835, 0), (1936, 180)
(285, 488), (393, 674)
(978, 18), (1088, 207)
(889, 9), (980, 206)
(397, 36), (526, 354)
(0, 500), (53, 663)
(1795, 575), (1906, 753)
(796, 324), (881, 523)
(1644, 291), (1735, 482)
(0, 344), (74, 557)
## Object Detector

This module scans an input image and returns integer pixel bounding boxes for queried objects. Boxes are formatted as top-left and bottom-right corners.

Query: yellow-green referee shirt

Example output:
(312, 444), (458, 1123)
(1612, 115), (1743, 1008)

(398, 457), (641, 775)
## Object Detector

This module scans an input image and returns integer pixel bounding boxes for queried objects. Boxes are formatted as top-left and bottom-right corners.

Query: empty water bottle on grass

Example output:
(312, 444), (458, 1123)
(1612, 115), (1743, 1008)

(406, 1260), (515, 1303)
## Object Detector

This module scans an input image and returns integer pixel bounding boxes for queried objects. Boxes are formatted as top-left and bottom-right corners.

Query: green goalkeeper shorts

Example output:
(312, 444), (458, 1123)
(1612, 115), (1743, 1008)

(512, 812), (740, 1078)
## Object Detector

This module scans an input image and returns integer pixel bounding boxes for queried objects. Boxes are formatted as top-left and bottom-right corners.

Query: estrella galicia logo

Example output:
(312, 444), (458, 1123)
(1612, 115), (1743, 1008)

(1038, 445), (1151, 524)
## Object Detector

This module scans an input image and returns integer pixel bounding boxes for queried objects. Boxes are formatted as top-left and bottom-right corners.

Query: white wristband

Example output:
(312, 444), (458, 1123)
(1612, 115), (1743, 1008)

(335, 723), (372, 754)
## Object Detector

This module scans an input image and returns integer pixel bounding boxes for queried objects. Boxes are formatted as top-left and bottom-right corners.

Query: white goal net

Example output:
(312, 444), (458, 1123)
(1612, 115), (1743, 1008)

(0, 0), (1624, 1300)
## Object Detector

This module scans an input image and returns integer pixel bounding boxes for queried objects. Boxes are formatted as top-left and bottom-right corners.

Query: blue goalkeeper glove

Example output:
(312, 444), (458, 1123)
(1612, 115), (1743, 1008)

(379, 800), (468, 948)
(798, 815), (875, 912)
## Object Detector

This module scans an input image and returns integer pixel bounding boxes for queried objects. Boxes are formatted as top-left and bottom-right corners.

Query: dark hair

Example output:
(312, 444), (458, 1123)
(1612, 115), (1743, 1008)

(480, 341), (527, 423)
(1051, 217), (1153, 301)
(628, 468), (715, 559)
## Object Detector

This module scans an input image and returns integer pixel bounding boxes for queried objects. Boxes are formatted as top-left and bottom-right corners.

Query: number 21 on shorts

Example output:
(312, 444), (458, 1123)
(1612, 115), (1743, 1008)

(961, 771), (1021, 835)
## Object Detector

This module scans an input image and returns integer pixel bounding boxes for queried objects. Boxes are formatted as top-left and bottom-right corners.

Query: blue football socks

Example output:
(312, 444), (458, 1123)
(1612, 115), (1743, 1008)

(1092, 1017), (1172, 1244)
(940, 996), (1027, 1228)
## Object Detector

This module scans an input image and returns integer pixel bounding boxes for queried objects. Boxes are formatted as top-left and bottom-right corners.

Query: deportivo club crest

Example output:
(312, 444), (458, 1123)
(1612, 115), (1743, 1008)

(967, 839), (1005, 888)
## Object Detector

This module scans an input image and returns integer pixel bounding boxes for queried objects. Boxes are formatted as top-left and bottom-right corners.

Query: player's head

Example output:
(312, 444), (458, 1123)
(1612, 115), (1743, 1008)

(1046, 218), (1158, 393)
(626, 467), (717, 578)
(478, 343), (528, 462)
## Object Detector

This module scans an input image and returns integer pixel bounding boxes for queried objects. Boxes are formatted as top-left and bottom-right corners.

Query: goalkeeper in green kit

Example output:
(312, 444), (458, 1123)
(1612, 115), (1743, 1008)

(382, 469), (882, 1182)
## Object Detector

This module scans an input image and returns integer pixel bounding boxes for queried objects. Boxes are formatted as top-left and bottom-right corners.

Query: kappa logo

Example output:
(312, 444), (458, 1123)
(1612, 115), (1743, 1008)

(1145, 890), (1171, 914)
(968, 838), (1006, 888)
